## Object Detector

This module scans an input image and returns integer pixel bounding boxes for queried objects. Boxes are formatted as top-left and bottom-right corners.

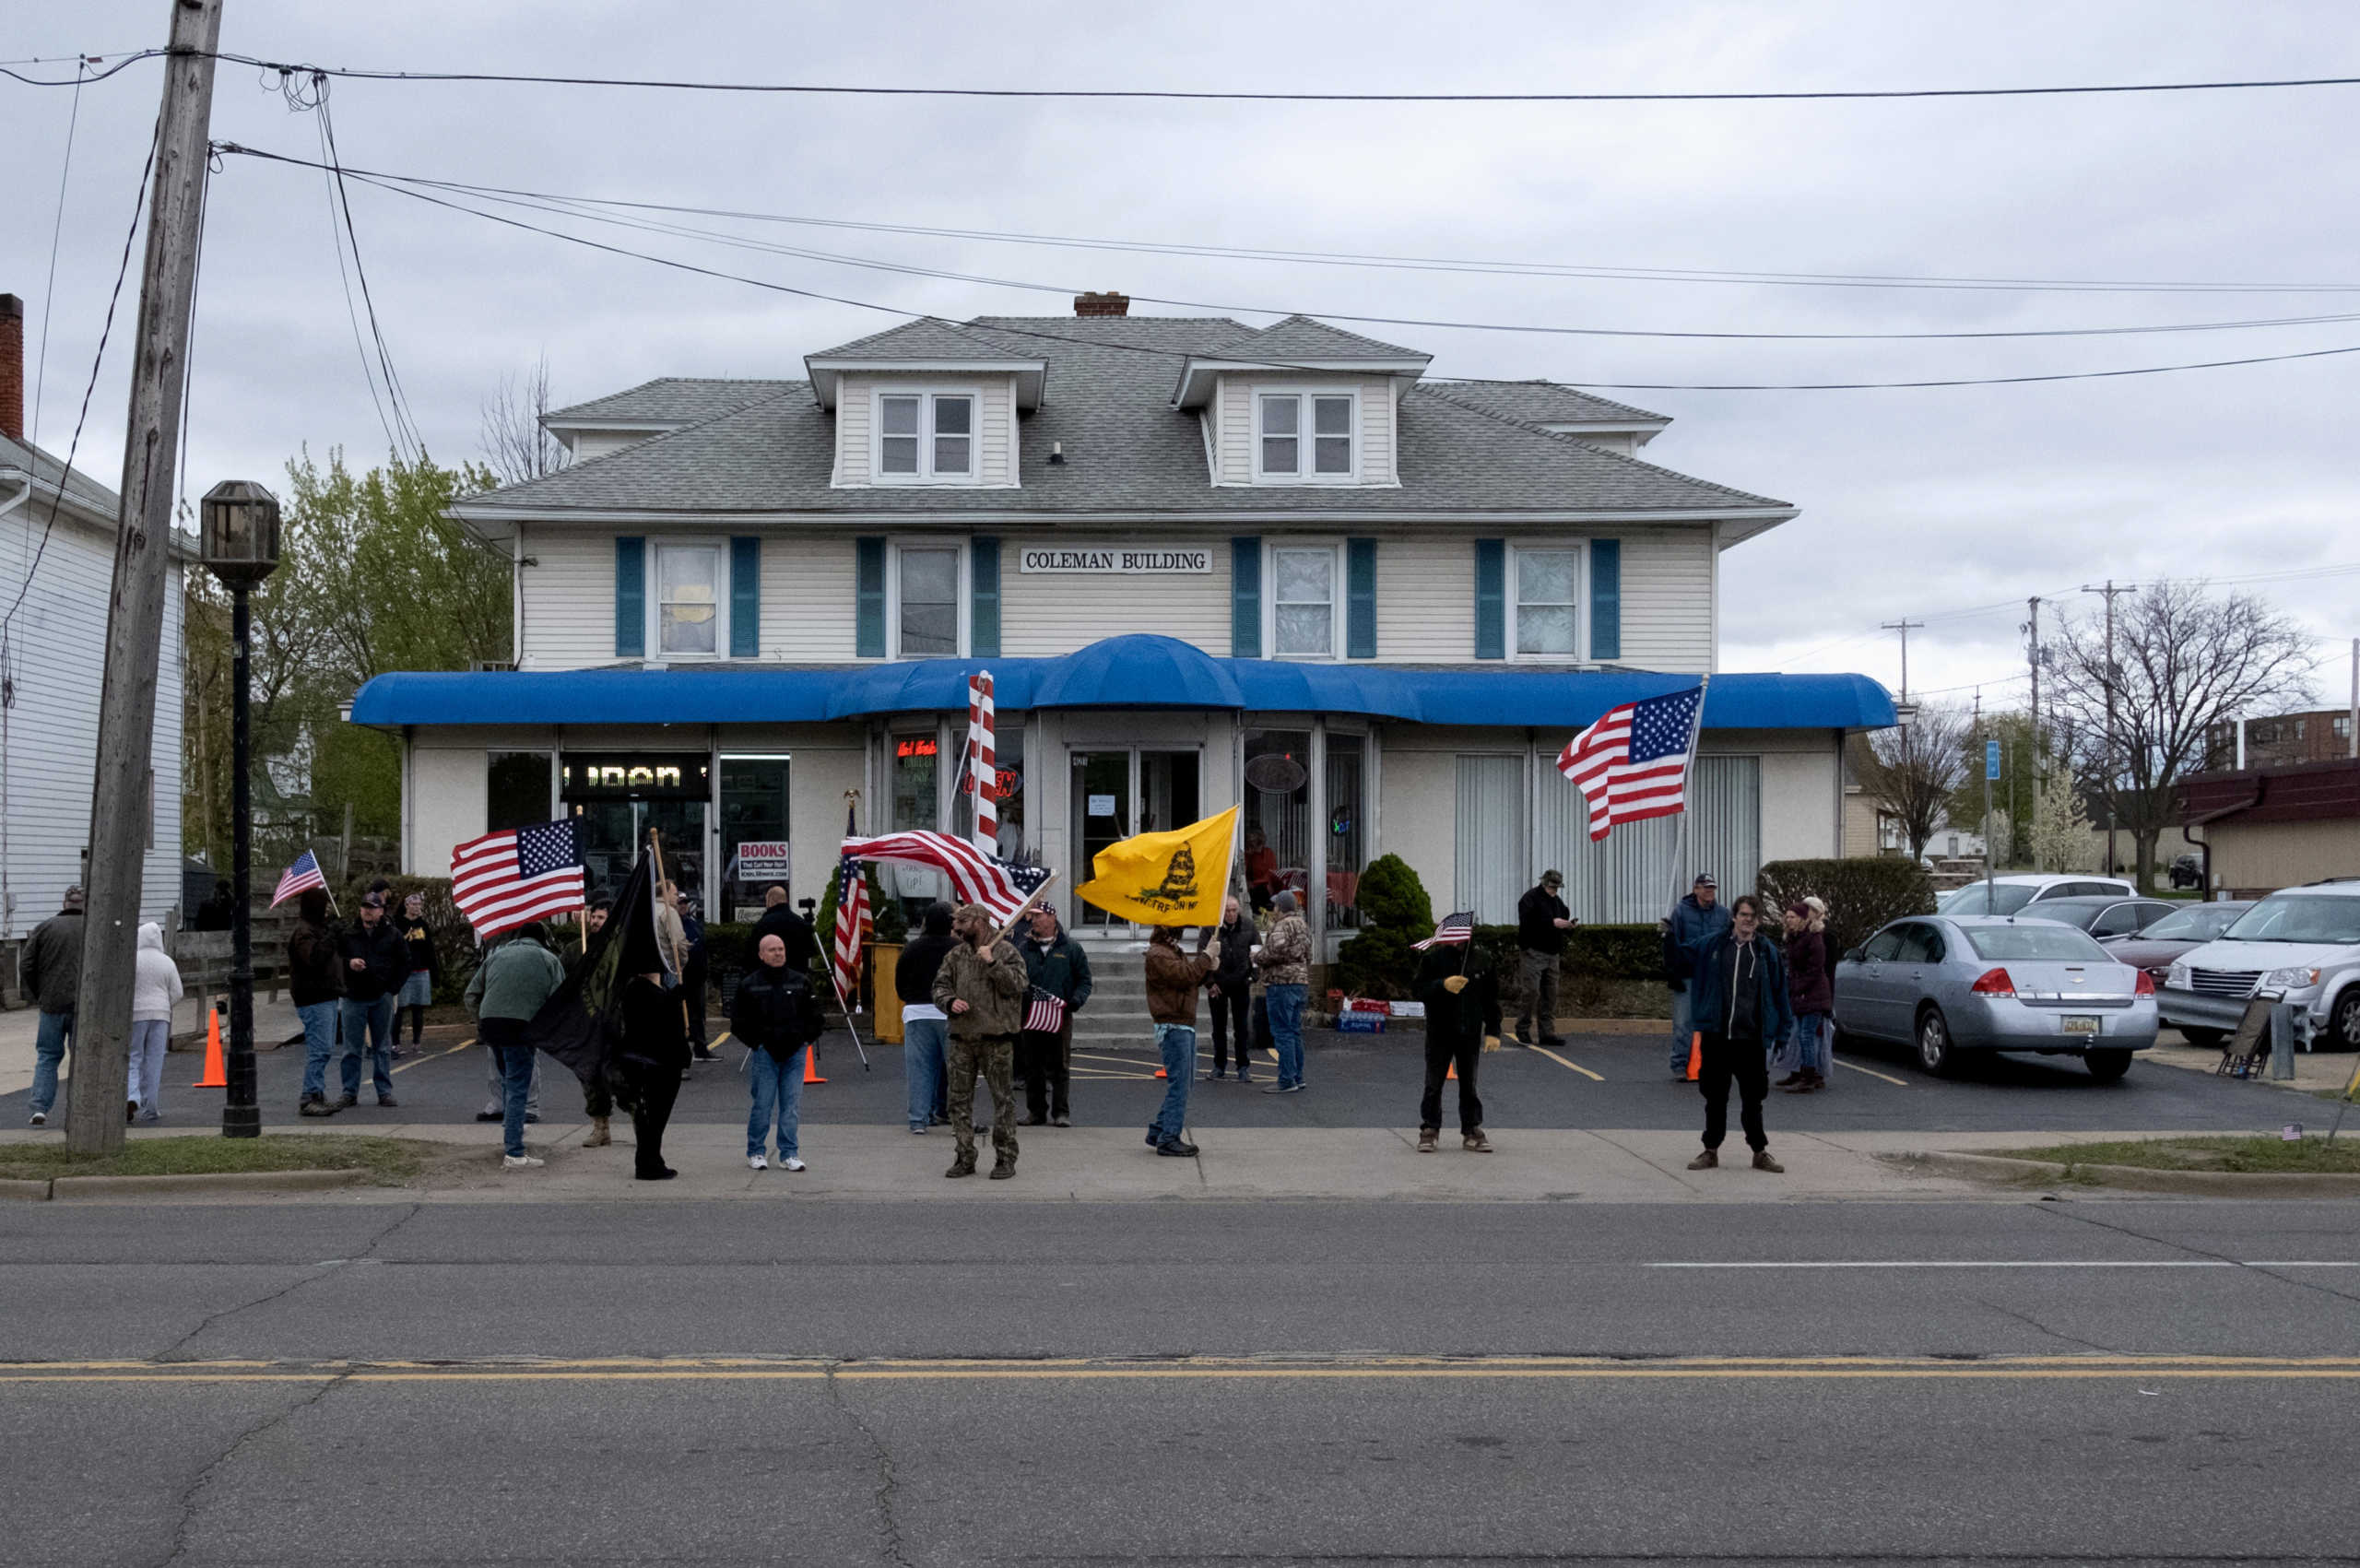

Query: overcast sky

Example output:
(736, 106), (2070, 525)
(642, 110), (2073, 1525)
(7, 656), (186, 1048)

(6, 0), (2355, 705)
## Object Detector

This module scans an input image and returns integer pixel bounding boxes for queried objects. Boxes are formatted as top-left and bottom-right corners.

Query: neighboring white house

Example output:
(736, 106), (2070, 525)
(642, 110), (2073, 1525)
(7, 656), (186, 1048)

(1, 292), (187, 996)
(352, 296), (1894, 946)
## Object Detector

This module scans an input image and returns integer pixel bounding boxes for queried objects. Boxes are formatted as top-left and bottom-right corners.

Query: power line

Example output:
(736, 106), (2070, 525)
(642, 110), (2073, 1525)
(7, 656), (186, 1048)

(218, 149), (2360, 343)
(206, 146), (2360, 393)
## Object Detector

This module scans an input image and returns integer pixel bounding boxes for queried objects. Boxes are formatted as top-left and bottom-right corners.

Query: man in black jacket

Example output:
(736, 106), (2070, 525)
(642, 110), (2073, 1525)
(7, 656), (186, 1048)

(896, 902), (957, 1133)
(1415, 940), (1502, 1153)
(289, 888), (345, 1117)
(1205, 895), (1257, 1082)
(752, 885), (820, 973)
(22, 886), (85, 1126)
(335, 892), (409, 1109)
(1016, 904), (1092, 1126)
(1515, 870), (1575, 1048)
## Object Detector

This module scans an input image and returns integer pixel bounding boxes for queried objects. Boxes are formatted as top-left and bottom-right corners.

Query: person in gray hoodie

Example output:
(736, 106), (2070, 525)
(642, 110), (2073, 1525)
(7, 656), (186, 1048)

(127, 922), (184, 1123)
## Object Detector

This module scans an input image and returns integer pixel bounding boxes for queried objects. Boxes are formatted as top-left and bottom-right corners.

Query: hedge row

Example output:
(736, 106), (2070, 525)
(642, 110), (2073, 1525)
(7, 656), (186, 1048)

(1753, 857), (1935, 961)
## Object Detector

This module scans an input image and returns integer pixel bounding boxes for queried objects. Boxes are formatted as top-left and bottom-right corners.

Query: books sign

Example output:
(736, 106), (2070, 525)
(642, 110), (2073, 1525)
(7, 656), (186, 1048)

(734, 840), (794, 880)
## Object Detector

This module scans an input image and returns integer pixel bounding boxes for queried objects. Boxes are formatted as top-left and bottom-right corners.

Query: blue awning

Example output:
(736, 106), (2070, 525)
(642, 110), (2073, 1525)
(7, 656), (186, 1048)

(348, 633), (1895, 731)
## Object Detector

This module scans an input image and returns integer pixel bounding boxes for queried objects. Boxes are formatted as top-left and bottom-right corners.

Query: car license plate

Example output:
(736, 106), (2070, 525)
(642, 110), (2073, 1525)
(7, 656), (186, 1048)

(2062, 1015), (2101, 1036)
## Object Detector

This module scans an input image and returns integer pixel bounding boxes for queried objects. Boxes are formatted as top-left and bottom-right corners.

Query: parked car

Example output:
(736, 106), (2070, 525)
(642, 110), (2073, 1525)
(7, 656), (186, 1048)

(2104, 901), (2256, 984)
(1832, 914), (2156, 1080)
(2168, 854), (2204, 890)
(1935, 874), (2136, 917)
(2012, 896), (2178, 940)
(2159, 880), (2360, 1051)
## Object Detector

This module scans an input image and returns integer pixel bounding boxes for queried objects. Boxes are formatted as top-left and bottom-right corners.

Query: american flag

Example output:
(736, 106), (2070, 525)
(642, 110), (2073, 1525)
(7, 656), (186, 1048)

(965, 668), (997, 856)
(831, 803), (868, 1002)
(1023, 987), (1068, 1033)
(270, 850), (327, 907)
(1412, 910), (1477, 951)
(841, 830), (1053, 925)
(1557, 685), (1705, 843)
(450, 819), (586, 938)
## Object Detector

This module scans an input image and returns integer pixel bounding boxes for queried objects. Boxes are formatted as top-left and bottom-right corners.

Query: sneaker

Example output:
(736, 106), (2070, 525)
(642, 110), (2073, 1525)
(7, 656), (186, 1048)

(783, 1157), (806, 1173)
(636, 1166), (678, 1182)
(299, 1096), (336, 1118)
(910, 1125), (929, 1135)
(1687, 1149), (1718, 1170)
(1234, 1073), (1253, 1084)
(749, 1154), (768, 1171)
(1155, 1139), (1198, 1158)
(988, 1157), (1017, 1180)
(1262, 1082), (1304, 1094)
(1463, 1131), (1493, 1153)
(524, 1112), (539, 1124)
(1018, 1114), (1046, 1126)
(377, 1095), (399, 1109)
(136, 1111), (160, 1126)
(1752, 1149), (1785, 1173)
(28, 1110), (46, 1126)
(502, 1154), (545, 1171)
(1416, 1132), (1438, 1154)
(1539, 1035), (1568, 1049)
(474, 1110), (502, 1123)
(1052, 1114), (1070, 1128)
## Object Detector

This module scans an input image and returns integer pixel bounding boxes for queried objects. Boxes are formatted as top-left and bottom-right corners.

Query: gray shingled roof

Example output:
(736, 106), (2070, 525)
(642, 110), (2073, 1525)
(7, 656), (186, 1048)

(806, 317), (1049, 363)
(1422, 379), (1670, 428)
(1219, 314), (1428, 362)
(545, 377), (800, 426)
(465, 315), (1788, 518)
(0, 431), (119, 514)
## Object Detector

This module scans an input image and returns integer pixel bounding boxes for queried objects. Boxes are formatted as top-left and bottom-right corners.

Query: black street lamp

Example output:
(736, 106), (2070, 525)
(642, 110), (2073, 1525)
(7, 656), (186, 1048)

(198, 480), (282, 1139)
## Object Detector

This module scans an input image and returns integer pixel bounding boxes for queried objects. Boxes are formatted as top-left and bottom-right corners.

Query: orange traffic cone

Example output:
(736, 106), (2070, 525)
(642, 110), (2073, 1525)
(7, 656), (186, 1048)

(1684, 1031), (1702, 1082)
(1446, 1059), (1457, 1080)
(803, 1044), (827, 1085)
(192, 1008), (228, 1088)
(1155, 1065), (1168, 1079)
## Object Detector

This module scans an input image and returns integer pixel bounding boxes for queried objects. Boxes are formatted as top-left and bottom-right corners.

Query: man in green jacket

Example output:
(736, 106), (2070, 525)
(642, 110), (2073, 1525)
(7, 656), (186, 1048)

(465, 923), (567, 1169)
(931, 902), (1028, 1181)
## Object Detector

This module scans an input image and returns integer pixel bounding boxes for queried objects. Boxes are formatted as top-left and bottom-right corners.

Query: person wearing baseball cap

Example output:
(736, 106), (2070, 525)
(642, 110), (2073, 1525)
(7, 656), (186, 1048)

(1514, 870), (1576, 1047)
(22, 886), (86, 1126)
(1660, 873), (1731, 1079)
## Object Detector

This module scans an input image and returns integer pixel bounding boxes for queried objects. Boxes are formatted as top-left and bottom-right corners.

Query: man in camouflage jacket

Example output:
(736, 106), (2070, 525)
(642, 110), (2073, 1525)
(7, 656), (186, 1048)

(931, 902), (1029, 1180)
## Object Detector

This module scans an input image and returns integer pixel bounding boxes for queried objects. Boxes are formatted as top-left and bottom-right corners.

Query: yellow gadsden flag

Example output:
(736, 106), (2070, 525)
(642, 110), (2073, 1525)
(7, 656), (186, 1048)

(1074, 805), (1239, 928)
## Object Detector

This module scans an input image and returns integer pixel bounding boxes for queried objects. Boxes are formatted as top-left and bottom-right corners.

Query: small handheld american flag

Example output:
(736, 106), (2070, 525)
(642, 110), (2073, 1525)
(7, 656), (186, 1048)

(1557, 685), (1705, 843)
(1023, 987), (1068, 1033)
(1412, 910), (1476, 951)
(271, 850), (327, 908)
(451, 819), (586, 938)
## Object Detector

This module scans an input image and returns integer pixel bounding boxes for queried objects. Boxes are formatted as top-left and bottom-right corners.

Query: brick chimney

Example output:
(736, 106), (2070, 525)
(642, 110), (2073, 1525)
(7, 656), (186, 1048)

(0, 294), (23, 443)
(1072, 290), (1130, 318)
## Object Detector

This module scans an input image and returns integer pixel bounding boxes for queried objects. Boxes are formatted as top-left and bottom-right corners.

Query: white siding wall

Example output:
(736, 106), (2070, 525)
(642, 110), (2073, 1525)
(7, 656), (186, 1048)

(569, 429), (666, 461)
(765, 535), (858, 659)
(516, 524), (619, 670)
(832, 373), (1017, 488)
(1620, 526), (1715, 673)
(1374, 530), (1713, 668)
(1215, 377), (1398, 487)
(0, 503), (184, 942)
(1373, 535), (1477, 661)
(999, 540), (1232, 655)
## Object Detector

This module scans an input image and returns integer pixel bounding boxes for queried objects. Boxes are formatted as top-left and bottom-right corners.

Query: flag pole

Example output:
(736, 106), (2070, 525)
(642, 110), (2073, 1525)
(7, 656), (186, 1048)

(820, 953), (871, 1071)
(1662, 675), (1714, 918)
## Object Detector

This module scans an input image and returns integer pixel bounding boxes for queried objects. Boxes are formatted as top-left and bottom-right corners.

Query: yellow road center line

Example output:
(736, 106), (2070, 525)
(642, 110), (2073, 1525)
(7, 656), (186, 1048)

(1835, 1056), (1910, 1087)
(15, 1354), (2360, 1373)
(1527, 1043), (1606, 1082)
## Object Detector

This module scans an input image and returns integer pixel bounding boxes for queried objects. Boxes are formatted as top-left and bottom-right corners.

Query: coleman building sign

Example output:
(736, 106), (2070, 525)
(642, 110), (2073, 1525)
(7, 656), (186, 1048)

(1019, 547), (1213, 575)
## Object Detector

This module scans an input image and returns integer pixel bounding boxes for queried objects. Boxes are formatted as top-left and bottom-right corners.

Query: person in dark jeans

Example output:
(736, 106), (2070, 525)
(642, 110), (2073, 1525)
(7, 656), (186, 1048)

(896, 902), (957, 1132)
(1515, 870), (1575, 1046)
(1016, 904), (1092, 1126)
(1414, 939), (1501, 1152)
(336, 892), (410, 1109)
(616, 971), (689, 1181)
(1201, 895), (1257, 1081)
(1678, 893), (1791, 1173)
(464, 923), (565, 1170)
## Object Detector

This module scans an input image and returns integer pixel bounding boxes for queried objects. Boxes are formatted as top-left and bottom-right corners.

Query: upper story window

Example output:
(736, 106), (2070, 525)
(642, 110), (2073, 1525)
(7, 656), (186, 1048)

(655, 543), (724, 656)
(1271, 544), (1338, 658)
(1513, 547), (1581, 659)
(1256, 390), (1356, 482)
(877, 392), (975, 482)
(894, 542), (963, 656)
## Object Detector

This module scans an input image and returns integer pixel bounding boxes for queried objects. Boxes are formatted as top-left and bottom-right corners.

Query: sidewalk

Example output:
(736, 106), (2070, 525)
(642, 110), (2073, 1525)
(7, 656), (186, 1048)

(2143, 1039), (2360, 1097)
(0, 995), (308, 1099)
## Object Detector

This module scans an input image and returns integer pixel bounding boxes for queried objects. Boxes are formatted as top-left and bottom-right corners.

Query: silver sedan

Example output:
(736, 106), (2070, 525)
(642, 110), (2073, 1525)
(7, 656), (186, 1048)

(1831, 914), (2158, 1080)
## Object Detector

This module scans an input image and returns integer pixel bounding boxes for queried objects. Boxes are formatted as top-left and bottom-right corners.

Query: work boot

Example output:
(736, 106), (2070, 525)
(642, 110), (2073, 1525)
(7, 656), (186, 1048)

(1752, 1149), (1785, 1173)
(946, 1151), (978, 1179)
(584, 1116), (612, 1148)
(1463, 1130), (1493, 1153)
(1155, 1138), (1198, 1158)
(299, 1093), (336, 1118)
(335, 1092), (358, 1111)
(1687, 1149), (1718, 1170)
(1416, 1131), (1438, 1154)
(1775, 1071), (1804, 1088)
(988, 1155), (1017, 1180)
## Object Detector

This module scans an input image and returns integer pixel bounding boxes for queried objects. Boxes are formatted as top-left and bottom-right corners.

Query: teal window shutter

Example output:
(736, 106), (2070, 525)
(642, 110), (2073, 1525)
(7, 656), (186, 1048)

(856, 536), (887, 658)
(1345, 538), (1377, 659)
(970, 536), (1001, 658)
(729, 536), (760, 658)
(1473, 539), (1504, 660)
(1231, 536), (1262, 658)
(614, 536), (646, 658)
(1588, 538), (1621, 662)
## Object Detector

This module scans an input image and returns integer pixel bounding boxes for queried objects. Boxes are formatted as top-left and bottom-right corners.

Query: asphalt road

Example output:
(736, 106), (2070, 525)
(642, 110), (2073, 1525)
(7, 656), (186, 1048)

(6, 1198), (2358, 1565)
(17, 1020), (2323, 1136)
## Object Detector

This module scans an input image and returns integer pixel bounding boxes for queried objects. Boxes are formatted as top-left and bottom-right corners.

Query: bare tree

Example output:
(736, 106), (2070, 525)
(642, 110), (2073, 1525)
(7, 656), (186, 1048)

(2047, 580), (2314, 890)
(479, 354), (569, 487)
(1856, 702), (1971, 863)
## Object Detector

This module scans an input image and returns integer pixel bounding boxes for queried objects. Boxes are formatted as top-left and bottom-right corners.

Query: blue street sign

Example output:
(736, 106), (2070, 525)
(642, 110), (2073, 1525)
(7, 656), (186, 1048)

(1986, 740), (2002, 781)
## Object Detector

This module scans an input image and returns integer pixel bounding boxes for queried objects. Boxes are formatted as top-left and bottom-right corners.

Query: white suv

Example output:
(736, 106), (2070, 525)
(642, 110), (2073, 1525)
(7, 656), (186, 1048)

(1936, 874), (2135, 917)
(2160, 880), (2360, 1050)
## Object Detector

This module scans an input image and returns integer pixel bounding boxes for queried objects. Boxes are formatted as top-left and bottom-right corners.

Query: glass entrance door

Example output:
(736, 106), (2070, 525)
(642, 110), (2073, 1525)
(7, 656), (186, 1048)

(1068, 749), (1201, 930)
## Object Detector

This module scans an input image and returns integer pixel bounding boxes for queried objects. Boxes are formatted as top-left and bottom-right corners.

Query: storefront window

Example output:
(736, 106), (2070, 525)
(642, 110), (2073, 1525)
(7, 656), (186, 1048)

(1325, 732), (1365, 929)
(719, 756), (790, 921)
(950, 723), (1029, 862)
(886, 731), (947, 909)
(487, 751), (552, 832)
(560, 752), (711, 907)
(1242, 728), (1310, 914)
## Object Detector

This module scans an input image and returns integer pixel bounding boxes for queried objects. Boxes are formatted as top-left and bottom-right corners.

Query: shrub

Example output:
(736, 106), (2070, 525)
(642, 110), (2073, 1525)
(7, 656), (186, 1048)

(1355, 854), (1434, 934)
(1334, 853), (1435, 999)
(1754, 857), (1934, 961)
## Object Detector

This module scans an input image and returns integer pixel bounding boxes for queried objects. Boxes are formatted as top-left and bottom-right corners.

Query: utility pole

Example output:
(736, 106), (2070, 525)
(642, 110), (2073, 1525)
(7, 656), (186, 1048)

(2349, 637), (2357, 760)
(65, 0), (225, 1155)
(2080, 580), (2135, 885)
(1881, 618), (1925, 701)
(2025, 596), (2043, 872)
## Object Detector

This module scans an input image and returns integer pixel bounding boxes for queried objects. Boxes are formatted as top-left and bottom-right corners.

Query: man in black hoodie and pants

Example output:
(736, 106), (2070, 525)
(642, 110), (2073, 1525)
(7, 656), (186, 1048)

(1206, 895), (1257, 1082)
(1415, 940), (1502, 1153)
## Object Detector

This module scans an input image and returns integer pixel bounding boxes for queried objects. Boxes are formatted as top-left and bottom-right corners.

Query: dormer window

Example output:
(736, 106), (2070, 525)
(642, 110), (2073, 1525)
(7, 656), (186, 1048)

(876, 391), (975, 482)
(1256, 390), (1356, 482)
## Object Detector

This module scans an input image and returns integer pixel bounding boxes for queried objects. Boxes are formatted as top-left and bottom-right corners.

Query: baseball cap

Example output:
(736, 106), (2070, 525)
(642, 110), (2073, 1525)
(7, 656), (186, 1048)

(1540, 869), (1564, 888)
(1693, 873), (1717, 889)
(360, 890), (385, 909)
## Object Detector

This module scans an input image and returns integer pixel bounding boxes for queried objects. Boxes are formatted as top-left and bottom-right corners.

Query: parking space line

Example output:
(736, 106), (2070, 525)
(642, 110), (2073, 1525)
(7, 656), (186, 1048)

(1526, 1043), (1605, 1082)
(1835, 1056), (1909, 1087)
(391, 1040), (474, 1075)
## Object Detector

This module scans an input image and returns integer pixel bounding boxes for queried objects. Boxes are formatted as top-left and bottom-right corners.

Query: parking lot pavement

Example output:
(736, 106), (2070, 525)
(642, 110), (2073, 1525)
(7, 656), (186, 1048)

(5, 1018), (2334, 1137)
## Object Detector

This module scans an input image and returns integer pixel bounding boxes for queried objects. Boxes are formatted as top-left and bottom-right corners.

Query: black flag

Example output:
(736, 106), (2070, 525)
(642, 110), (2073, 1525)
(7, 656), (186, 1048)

(522, 849), (665, 1085)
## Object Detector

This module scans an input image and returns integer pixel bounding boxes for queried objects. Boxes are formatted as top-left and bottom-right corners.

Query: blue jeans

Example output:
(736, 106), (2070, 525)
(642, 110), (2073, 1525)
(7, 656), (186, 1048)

(1791, 1012), (1829, 1077)
(903, 1016), (948, 1131)
(1670, 987), (1694, 1073)
(298, 1001), (338, 1099)
(1153, 1024), (1195, 1144)
(30, 1010), (73, 1115)
(338, 995), (395, 1100)
(479, 1024), (537, 1159)
(1266, 984), (1307, 1089)
(748, 1045), (806, 1160)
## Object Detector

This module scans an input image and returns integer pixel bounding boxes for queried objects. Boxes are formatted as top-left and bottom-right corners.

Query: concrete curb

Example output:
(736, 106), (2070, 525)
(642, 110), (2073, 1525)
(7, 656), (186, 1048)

(45, 1168), (372, 1200)
(1891, 1149), (2360, 1197)
(0, 1176), (53, 1202)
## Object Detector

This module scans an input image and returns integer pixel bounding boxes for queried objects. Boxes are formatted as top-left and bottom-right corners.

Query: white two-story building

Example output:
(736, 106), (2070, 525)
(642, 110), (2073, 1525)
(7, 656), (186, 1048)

(351, 296), (1892, 948)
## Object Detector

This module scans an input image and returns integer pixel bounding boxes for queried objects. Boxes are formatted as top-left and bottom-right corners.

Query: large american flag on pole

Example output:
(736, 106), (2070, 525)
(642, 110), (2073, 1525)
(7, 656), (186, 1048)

(450, 819), (586, 937)
(841, 831), (1052, 924)
(831, 802), (869, 1002)
(1556, 686), (1706, 843)
(270, 850), (327, 907)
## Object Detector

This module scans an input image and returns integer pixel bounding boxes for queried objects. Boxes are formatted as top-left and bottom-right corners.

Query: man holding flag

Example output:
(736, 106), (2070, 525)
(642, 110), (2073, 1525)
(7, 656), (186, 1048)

(1015, 903), (1091, 1127)
(932, 903), (1029, 1181)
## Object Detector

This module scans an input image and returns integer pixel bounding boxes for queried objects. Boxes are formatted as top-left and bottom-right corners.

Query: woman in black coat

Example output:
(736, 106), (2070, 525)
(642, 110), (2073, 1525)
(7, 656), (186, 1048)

(614, 972), (689, 1180)
(1413, 941), (1502, 1153)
